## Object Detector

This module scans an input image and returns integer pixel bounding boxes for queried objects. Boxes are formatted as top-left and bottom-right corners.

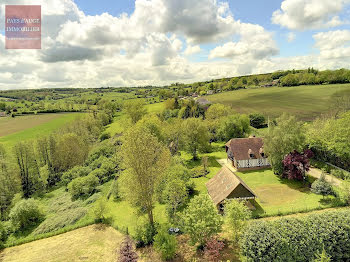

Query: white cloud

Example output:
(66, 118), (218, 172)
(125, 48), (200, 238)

(313, 30), (350, 62)
(184, 45), (201, 56)
(272, 0), (350, 30)
(0, 0), (349, 90)
(287, 32), (296, 42)
(209, 24), (279, 61)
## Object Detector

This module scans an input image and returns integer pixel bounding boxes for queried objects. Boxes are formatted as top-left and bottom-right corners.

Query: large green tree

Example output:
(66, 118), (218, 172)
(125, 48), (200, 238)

(181, 118), (209, 160)
(123, 100), (147, 124)
(264, 114), (305, 175)
(120, 125), (170, 226)
(180, 194), (223, 246)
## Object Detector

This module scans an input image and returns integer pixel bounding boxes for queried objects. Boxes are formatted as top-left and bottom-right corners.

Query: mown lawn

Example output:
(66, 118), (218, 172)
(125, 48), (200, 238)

(208, 84), (350, 120)
(236, 169), (342, 217)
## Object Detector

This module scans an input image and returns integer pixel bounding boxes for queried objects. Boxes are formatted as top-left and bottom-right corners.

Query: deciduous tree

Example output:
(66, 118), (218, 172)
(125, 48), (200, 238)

(121, 126), (170, 226)
(264, 114), (305, 175)
(180, 194), (223, 246)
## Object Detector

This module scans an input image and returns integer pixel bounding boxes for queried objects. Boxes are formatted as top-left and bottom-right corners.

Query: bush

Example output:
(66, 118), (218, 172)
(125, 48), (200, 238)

(61, 166), (92, 186)
(118, 236), (138, 262)
(249, 113), (266, 129)
(311, 174), (334, 198)
(331, 169), (346, 180)
(134, 221), (158, 248)
(240, 210), (350, 262)
(99, 132), (111, 141)
(153, 227), (177, 260)
(67, 173), (99, 199)
(203, 238), (225, 262)
(9, 199), (43, 231)
(0, 221), (7, 244)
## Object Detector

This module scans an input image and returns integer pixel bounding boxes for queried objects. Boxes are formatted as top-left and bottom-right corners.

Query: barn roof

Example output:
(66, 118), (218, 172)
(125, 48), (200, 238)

(206, 166), (256, 205)
(226, 137), (265, 160)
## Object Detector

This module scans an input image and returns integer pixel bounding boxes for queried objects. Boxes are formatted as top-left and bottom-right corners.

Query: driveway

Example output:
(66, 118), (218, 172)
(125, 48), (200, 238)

(308, 167), (342, 186)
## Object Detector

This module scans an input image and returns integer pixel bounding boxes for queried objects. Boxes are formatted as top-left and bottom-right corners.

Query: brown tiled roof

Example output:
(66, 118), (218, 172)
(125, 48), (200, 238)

(206, 166), (256, 205)
(228, 137), (264, 161)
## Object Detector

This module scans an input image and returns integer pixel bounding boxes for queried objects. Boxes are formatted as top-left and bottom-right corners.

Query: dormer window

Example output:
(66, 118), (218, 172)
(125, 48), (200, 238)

(259, 147), (265, 158)
(248, 149), (254, 158)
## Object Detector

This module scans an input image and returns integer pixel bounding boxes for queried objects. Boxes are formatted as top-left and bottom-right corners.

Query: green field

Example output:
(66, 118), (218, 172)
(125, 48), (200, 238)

(236, 169), (342, 217)
(208, 84), (350, 120)
(0, 113), (82, 149)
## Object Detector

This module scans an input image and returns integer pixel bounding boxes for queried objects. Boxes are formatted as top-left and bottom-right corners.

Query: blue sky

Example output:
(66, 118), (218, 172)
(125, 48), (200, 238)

(0, 0), (349, 89)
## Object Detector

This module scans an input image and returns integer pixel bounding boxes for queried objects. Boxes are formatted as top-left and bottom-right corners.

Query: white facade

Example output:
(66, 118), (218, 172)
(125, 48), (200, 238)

(234, 158), (270, 168)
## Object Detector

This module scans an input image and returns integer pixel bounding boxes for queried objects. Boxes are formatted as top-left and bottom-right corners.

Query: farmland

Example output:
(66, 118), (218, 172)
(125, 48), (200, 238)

(208, 84), (350, 120)
(0, 113), (82, 149)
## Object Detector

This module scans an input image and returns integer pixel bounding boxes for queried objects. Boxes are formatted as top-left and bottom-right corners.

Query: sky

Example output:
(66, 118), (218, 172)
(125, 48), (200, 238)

(0, 0), (350, 90)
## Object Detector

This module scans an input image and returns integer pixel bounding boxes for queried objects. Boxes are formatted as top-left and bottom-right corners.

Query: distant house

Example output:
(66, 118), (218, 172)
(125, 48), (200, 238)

(207, 90), (214, 95)
(225, 137), (270, 171)
(206, 166), (256, 209)
(0, 111), (6, 117)
(196, 98), (212, 107)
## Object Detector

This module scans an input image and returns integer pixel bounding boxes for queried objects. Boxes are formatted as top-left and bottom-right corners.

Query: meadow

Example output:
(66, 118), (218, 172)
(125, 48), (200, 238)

(208, 84), (350, 120)
(0, 113), (82, 149)
(0, 225), (127, 262)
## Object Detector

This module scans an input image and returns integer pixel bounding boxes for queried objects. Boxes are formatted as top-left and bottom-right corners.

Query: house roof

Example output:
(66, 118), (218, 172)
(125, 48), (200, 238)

(206, 166), (256, 205)
(196, 98), (211, 106)
(226, 137), (264, 160)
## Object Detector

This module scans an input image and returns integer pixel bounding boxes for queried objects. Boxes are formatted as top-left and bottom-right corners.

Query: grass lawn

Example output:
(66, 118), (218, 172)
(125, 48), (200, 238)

(208, 84), (350, 120)
(236, 169), (342, 217)
(0, 225), (126, 262)
(0, 113), (82, 150)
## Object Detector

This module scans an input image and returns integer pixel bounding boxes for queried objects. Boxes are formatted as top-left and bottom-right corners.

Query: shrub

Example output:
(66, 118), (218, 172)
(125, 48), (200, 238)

(93, 199), (107, 223)
(224, 200), (251, 242)
(61, 166), (92, 186)
(180, 194), (223, 246)
(118, 236), (138, 262)
(134, 221), (158, 248)
(203, 238), (225, 262)
(240, 210), (350, 262)
(99, 132), (111, 141)
(331, 169), (346, 179)
(67, 173), (99, 199)
(311, 173), (334, 198)
(153, 227), (177, 260)
(9, 199), (43, 231)
(249, 113), (266, 128)
(0, 221), (7, 244)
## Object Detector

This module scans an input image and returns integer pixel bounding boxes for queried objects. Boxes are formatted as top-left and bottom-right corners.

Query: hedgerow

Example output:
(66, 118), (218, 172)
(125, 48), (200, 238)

(240, 210), (350, 262)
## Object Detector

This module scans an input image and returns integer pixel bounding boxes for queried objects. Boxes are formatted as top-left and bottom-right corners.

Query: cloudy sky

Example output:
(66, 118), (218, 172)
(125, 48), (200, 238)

(0, 0), (350, 90)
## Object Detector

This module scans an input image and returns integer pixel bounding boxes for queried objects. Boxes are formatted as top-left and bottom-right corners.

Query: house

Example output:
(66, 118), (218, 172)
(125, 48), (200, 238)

(196, 98), (211, 107)
(225, 137), (270, 171)
(207, 90), (214, 95)
(206, 166), (256, 209)
(0, 111), (6, 117)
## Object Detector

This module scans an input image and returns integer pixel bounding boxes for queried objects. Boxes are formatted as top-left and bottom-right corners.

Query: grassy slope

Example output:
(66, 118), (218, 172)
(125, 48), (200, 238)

(236, 169), (341, 217)
(0, 113), (82, 150)
(0, 225), (126, 262)
(208, 84), (350, 120)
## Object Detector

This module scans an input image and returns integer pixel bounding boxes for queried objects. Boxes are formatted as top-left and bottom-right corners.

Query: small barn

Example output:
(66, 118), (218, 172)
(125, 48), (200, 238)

(0, 112), (7, 117)
(206, 166), (256, 209)
(225, 137), (270, 171)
